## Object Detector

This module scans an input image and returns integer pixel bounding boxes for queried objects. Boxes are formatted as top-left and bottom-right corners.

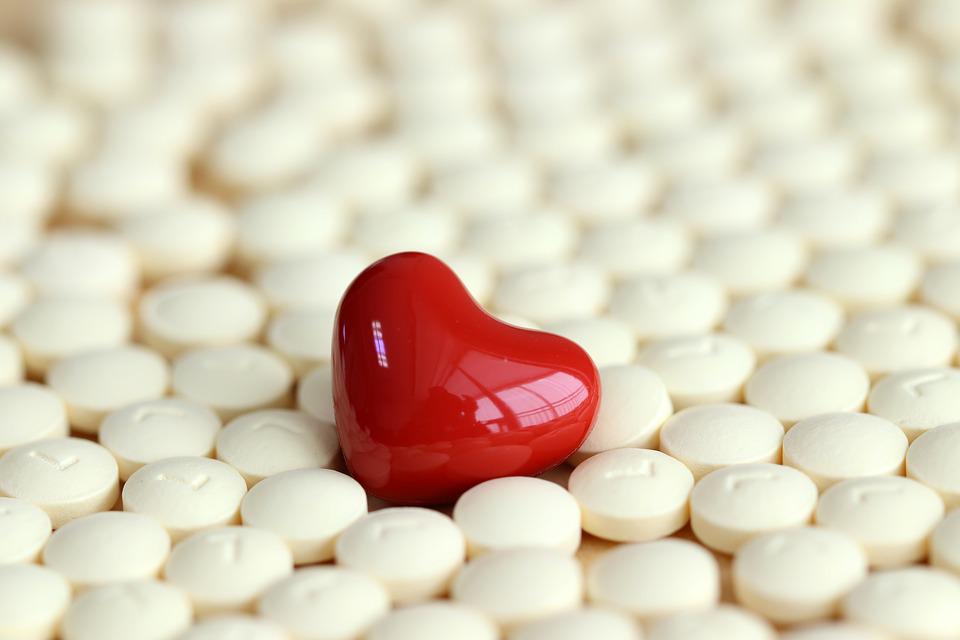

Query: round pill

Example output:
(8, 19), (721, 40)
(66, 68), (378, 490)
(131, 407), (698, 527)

(906, 422), (960, 507)
(636, 333), (756, 409)
(297, 365), (335, 424)
(0, 563), (71, 640)
(352, 203), (461, 259)
(216, 409), (338, 486)
(370, 601), (498, 640)
(254, 251), (369, 312)
(691, 463), (818, 553)
(893, 206), (960, 263)
(931, 508), (960, 574)
(921, 262), (960, 321)
(733, 526), (867, 625)
(780, 622), (890, 640)
(586, 538), (719, 620)
(20, 229), (139, 300)
(507, 607), (638, 640)
(646, 605), (776, 640)
(867, 368), (960, 441)
(463, 213), (577, 270)
(0, 383), (67, 455)
(178, 615), (288, 640)
(165, 525), (293, 616)
(47, 345), (169, 434)
(547, 158), (657, 223)
(453, 476), (581, 556)
(139, 277), (267, 358)
(608, 273), (728, 341)
(241, 468), (366, 565)
(309, 140), (420, 212)
(744, 352), (870, 427)
(542, 317), (637, 367)
(452, 548), (582, 629)
(42, 511), (171, 589)
(428, 153), (538, 218)
(578, 218), (691, 278)
(779, 189), (891, 249)
(842, 567), (960, 639)
(660, 176), (775, 234)
(572, 365), (672, 463)
(569, 448), (693, 542)
(0, 271), (30, 329)
(492, 263), (610, 324)
(660, 404), (785, 480)
(804, 245), (922, 310)
(336, 507), (465, 604)
(815, 475), (944, 567)
(122, 456), (247, 543)
(691, 229), (808, 296)
(61, 580), (192, 640)
(257, 566), (390, 640)
(0, 437), (118, 529)
(266, 307), (334, 376)
(171, 345), (294, 421)
(0, 496), (51, 564)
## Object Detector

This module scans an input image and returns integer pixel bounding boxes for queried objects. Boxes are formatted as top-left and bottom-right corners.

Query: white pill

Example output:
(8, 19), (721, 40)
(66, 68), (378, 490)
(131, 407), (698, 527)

(609, 273), (728, 341)
(309, 140), (420, 212)
(547, 158), (658, 223)
(452, 548), (582, 629)
(780, 622), (889, 640)
(463, 213), (577, 270)
(254, 251), (369, 311)
(572, 365), (672, 463)
(868, 368), (960, 441)
(0, 437), (118, 529)
(453, 477), (581, 556)
(257, 566), (390, 640)
(866, 149), (960, 209)
(20, 229), (139, 300)
(691, 229), (808, 296)
(843, 567), (960, 639)
(0, 101), (92, 169)
(297, 365), (335, 424)
(752, 136), (858, 193)
(893, 206), (960, 263)
(165, 525), (293, 616)
(0, 271), (30, 330)
(0, 334), (22, 385)
(691, 463), (818, 554)
(804, 245), (922, 310)
(661, 404), (784, 480)
(122, 456), (247, 543)
(745, 353), (870, 427)
(100, 95), (206, 162)
(492, 263), (610, 324)
(445, 255), (496, 305)
(835, 306), (958, 379)
(370, 601), (499, 640)
(722, 290), (845, 360)
(42, 511), (171, 589)
(784, 412), (908, 490)
(0, 218), (40, 268)
(733, 526), (867, 625)
(587, 538), (718, 620)
(0, 383), (67, 455)
(578, 218), (692, 278)
(907, 422), (960, 507)
(815, 475), (944, 567)
(542, 317), (636, 367)
(47, 345), (169, 434)
(352, 202), (461, 259)
(646, 605), (776, 640)
(336, 507), (465, 604)
(932, 508), (960, 574)
(508, 607), (638, 640)
(922, 261), (960, 321)
(139, 277), (267, 358)
(779, 189), (891, 249)
(0, 496), (51, 564)
(172, 345), (294, 421)
(569, 448), (693, 542)
(11, 296), (132, 376)
(0, 563), (71, 640)
(0, 159), (54, 223)
(62, 580), (192, 640)
(661, 177), (775, 234)
(178, 615), (288, 640)
(636, 334), (756, 409)
(266, 307), (334, 376)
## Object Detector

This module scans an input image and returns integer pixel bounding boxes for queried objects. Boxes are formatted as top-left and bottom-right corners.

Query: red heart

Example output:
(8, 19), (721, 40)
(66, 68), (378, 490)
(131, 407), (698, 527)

(332, 252), (601, 504)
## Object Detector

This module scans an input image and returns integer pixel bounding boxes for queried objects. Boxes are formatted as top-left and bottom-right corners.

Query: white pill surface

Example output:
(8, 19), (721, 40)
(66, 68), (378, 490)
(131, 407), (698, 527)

(779, 189), (891, 249)
(733, 526), (867, 625)
(646, 605), (776, 640)
(352, 203), (461, 259)
(569, 448), (693, 542)
(297, 365), (335, 424)
(578, 218), (692, 278)
(20, 229), (139, 300)
(336, 507), (465, 604)
(907, 422), (960, 507)
(804, 245), (921, 310)
(609, 273), (728, 341)
(0, 383), (67, 455)
(266, 307), (334, 376)
(0, 271), (30, 329)
(492, 263), (610, 324)
(691, 229), (808, 296)
(660, 177), (775, 234)
(61, 580), (192, 640)
(463, 213), (577, 270)
(892, 206), (960, 263)
(542, 317), (637, 367)
(0, 496), (51, 564)
(254, 251), (369, 312)
(507, 607), (638, 640)
(0, 437), (118, 529)
(867, 368), (960, 441)
(0, 563), (71, 640)
(921, 262), (960, 321)
(370, 601), (498, 640)
(178, 615), (288, 640)
(587, 538), (719, 620)
(931, 508), (960, 574)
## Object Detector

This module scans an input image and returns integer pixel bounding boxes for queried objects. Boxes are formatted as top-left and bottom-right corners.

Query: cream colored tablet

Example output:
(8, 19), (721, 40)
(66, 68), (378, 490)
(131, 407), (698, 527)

(572, 365), (672, 463)
(608, 273), (728, 341)
(907, 422), (960, 507)
(722, 290), (845, 360)
(733, 526), (867, 625)
(42, 511), (171, 589)
(297, 365), (335, 424)
(636, 334), (756, 409)
(122, 456), (247, 543)
(778, 189), (891, 249)
(0, 334), (22, 384)
(661, 404), (785, 480)
(140, 277), (267, 357)
(508, 607), (638, 640)
(0, 563), (71, 640)
(587, 539), (718, 620)
(0, 437), (118, 529)
(893, 207), (960, 263)
(804, 245), (922, 310)
(241, 468), (366, 565)
(578, 218), (691, 278)
(336, 507), (465, 604)
(267, 307), (334, 376)
(309, 140), (420, 211)
(0, 383), (67, 455)
(867, 368), (960, 441)
(47, 345), (169, 434)
(843, 567), (960, 639)
(371, 601), (499, 640)
(932, 508), (960, 574)
(921, 262), (960, 320)
(492, 263), (610, 324)
(542, 317), (636, 367)
(463, 213), (577, 270)
(0, 101), (91, 168)
(452, 548), (582, 629)
(20, 230), (139, 300)
(784, 413), (908, 490)
(0, 497), (51, 564)
(752, 136), (858, 193)
(165, 525), (293, 616)
(547, 158), (657, 223)
(646, 605), (776, 640)
(866, 149), (960, 209)
(779, 622), (888, 640)
(257, 566), (390, 640)
(744, 353), (870, 427)
(216, 409), (339, 486)
(453, 477), (581, 556)
(179, 615), (288, 640)
(0, 218), (39, 269)
(61, 580), (192, 640)
(0, 271), (30, 329)
(254, 251), (369, 311)
(661, 177), (775, 234)
(171, 345), (294, 421)
(12, 296), (132, 376)
(691, 463), (818, 553)
(445, 255), (495, 305)
(691, 229), (808, 296)
(834, 306), (958, 379)
(352, 203), (461, 258)
(568, 448), (693, 542)
(815, 475), (943, 567)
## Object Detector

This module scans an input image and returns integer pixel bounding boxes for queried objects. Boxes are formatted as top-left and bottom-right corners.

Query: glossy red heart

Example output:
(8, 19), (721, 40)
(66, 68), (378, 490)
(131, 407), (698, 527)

(331, 252), (601, 504)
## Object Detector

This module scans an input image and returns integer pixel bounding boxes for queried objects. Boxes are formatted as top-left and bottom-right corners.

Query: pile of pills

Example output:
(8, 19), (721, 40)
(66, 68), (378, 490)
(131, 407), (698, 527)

(4, 0), (960, 638)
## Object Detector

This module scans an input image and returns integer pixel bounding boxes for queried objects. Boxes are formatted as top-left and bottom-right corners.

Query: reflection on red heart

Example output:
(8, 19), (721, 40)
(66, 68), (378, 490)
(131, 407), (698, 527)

(332, 252), (601, 504)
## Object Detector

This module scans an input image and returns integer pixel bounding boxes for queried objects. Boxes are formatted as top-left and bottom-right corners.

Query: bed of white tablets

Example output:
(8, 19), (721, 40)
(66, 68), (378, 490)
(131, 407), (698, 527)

(3, 1), (960, 638)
